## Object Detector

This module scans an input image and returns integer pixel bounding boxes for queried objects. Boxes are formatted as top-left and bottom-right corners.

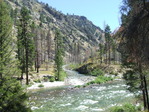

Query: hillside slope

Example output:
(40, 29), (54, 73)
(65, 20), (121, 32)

(6, 0), (104, 62)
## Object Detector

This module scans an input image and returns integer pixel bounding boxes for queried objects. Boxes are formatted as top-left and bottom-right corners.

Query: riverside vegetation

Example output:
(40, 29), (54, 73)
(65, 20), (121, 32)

(0, 0), (149, 112)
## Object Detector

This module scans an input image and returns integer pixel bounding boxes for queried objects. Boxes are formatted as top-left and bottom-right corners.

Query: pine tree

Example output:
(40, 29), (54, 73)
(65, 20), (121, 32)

(35, 28), (41, 73)
(46, 30), (52, 70)
(112, 41), (117, 64)
(0, 1), (10, 79)
(0, 0), (31, 111)
(17, 6), (35, 85)
(104, 25), (111, 64)
(119, 0), (149, 110)
(99, 43), (104, 64)
(17, 20), (26, 79)
(54, 29), (64, 81)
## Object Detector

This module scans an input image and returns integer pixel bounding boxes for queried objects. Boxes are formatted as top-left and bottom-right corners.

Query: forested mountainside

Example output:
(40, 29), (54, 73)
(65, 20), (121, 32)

(6, 0), (104, 62)
(1, 0), (149, 111)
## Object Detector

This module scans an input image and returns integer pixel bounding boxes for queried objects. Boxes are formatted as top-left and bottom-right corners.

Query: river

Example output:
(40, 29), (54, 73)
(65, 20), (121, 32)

(29, 68), (136, 112)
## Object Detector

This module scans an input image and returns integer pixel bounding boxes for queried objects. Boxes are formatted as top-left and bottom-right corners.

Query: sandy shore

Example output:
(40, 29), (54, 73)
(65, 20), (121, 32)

(27, 81), (65, 90)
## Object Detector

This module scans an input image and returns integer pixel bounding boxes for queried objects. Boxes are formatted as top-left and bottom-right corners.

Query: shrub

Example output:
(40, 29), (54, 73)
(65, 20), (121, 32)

(49, 76), (55, 82)
(0, 77), (32, 112)
(75, 85), (81, 88)
(85, 76), (113, 86)
(114, 72), (118, 76)
(89, 69), (104, 76)
(34, 79), (41, 83)
(110, 103), (137, 112)
(43, 77), (49, 82)
(110, 71), (115, 75)
(38, 84), (44, 88)
(69, 64), (80, 70)
(59, 71), (67, 81)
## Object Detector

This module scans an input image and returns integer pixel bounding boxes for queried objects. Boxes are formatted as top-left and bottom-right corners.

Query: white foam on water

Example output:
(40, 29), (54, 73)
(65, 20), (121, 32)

(31, 106), (39, 110)
(67, 78), (84, 85)
(111, 90), (126, 94)
(96, 86), (107, 91)
(80, 99), (98, 105)
(76, 105), (88, 110)
(91, 108), (104, 111)
(108, 85), (122, 89)
(125, 93), (134, 97)
(28, 81), (65, 90)
(60, 103), (72, 107)
(67, 96), (72, 99)
(84, 90), (89, 93)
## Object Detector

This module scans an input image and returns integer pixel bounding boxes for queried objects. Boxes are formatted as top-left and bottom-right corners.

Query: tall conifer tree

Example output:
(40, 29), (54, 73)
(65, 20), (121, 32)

(0, 1), (31, 111)
(54, 30), (64, 81)
(17, 6), (35, 85)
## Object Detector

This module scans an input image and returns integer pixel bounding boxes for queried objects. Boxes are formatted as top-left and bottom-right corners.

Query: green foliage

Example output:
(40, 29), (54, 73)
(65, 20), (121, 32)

(38, 84), (44, 87)
(46, 16), (51, 23)
(0, 77), (32, 112)
(0, 1), (31, 111)
(0, 0), (13, 78)
(43, 76), (55, 82)
(75, 75), (113, 88)
(99, 43), (104, 63)
(55, 70), (67, 81)
(110, 103), (138, 112)
(34, 79), (41, 83)
(68, 64), (80, 70)
(17, 6), (35, 84)
(110, 71), (119, 76)
(39, 13), (45, 23)
(94, 75), (113, 84)
(119, 0), (149, 110)
(43, 77), (49, 82)
(49, 76), (55, 82)
(89, 69), (104, 76)
(123, 70), (140, 93)
(19, 6), (35, 68)
(84, 75), (113, 86)
(105, 25), (111, 39)
(75, 85), (81, 88)
(54, 29), (65, 81)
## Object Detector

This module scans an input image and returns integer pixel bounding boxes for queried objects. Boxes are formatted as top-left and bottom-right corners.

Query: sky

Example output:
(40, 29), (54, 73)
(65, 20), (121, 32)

(39, 0), (122, 32)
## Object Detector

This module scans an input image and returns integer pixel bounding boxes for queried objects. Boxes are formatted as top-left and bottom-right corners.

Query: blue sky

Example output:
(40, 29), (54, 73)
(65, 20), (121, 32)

(39, 0), (122, 32)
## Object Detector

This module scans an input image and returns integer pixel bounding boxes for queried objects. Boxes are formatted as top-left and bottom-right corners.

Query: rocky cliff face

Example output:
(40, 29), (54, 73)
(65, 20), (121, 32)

(6, 0), (104, 62)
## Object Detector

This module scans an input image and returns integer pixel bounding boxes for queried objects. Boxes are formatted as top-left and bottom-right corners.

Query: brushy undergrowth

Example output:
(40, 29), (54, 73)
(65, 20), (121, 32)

(38, 84), (44, 88)
(75, 75), (113, 88)
(68, 64), (80, 70)
(110, 103), (142, 112)
(88, 68), (105, 76)
(87, 75), (113, 85)
(59, 70), (67, 81)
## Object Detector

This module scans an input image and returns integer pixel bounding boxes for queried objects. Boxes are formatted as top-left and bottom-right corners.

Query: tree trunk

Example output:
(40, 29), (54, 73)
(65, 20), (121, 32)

(21, 71), (24, 79)
(143, 75), (149, 110)
(109, 44), (111, 65)
(139, 62), (147, 110)
(105, 43), (108, 64)
(113, 46), (116, 65)
(36, 52), (39, 73)
(100, 45), (102, 64)
(26, 45), (29, 85)
(35, 60), (37, 71)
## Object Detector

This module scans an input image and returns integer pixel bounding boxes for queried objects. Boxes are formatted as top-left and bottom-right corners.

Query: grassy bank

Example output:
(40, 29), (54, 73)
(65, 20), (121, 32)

(75, 75), (113, 88)
(55, 70), (67, 81)
(70, 59), (123, 88)
(67, 63), (81, 70)
(87, 75), (113, 85)
(110, 103), (143, 112)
